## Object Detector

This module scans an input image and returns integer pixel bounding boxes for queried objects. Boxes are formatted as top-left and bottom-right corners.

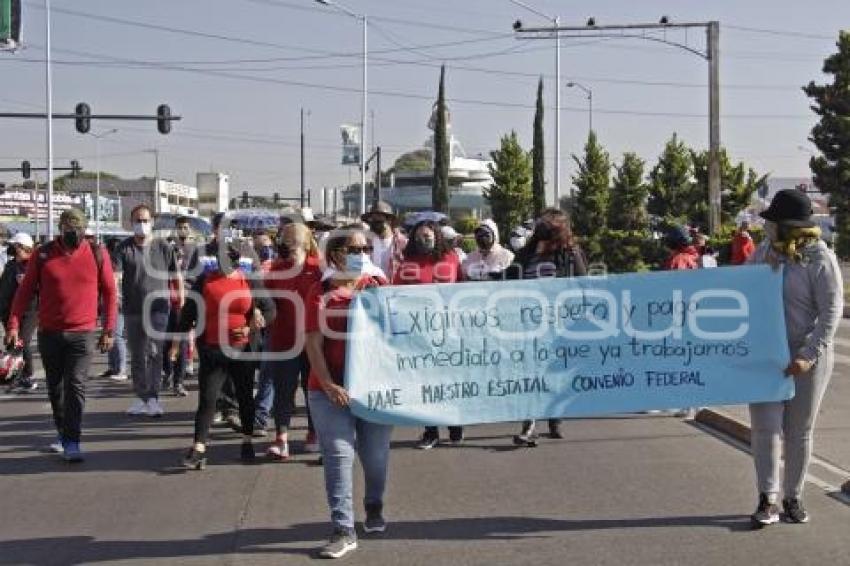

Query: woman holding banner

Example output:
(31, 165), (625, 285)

(393, 219), (464, 450)
(747, 189), (842, 528)
(305, 225), (391, 559)
(506, 208), (588, 445)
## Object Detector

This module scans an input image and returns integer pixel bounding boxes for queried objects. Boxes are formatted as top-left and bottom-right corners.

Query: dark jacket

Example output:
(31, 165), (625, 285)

(504, 244), (588, 280)
(0, 259), (35, 328)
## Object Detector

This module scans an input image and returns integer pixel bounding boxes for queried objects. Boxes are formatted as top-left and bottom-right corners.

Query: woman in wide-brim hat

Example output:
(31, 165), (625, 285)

(747, 188), (843, 528)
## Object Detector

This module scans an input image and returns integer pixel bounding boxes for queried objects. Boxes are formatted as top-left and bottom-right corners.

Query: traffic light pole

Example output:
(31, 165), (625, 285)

(45, 0), (54, 239)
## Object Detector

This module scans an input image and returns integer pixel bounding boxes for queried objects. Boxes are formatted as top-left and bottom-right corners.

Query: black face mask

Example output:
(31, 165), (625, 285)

(62, 230), (81, 249)
(6, 244), (16, 258)
(475, 231), (494, 250)
(533, 222), (553, 241)
(369, 221), (386, 235)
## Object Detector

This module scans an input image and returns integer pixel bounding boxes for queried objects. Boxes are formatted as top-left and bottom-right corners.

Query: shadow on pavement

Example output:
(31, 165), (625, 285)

(0, 514), (751, 565)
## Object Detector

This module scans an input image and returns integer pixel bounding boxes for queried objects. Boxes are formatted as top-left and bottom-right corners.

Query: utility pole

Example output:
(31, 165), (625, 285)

(300, 107), (306, 208)
(516, 18), (723, 234)
(45, 0), (54, 239)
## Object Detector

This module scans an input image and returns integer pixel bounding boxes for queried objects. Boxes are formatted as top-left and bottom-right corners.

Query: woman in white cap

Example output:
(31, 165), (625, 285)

(0, 232), (37, 392)
(748, 189), (842, 528)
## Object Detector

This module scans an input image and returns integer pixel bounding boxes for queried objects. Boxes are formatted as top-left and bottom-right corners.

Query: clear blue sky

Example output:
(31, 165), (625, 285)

(1, 0), (847, 204)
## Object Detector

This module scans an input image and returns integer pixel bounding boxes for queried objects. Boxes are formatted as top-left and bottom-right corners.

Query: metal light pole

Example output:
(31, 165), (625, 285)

(90, 128), (118, 240)
(566, 82), (593, 136)
(511, 0), (561, 206)
(315, 0), (367, 216)
(144, 148), (160, 214)
(44, 0), (54, 239)
(517, 19), (722, 235)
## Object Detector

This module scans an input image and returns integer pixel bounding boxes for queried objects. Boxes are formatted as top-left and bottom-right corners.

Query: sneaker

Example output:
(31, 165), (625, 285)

(13, 381), (38, 393)
(548, 422), (563, 439)
(252, 425), (268, 439)
(318, 529), (357, 559)
(750, 493), (780, 528)
(174, 384), (189, 397)
(212, 412), (224, 425)
(240, 441), (256, 462)
(304, 431), (320, 453)
(99, 369), (116, 379)
(513, 421), (538, 446)
(266, 440), (290, 461)
(363, 503), (386, 534)
(109, 373), (129, 382)
(448, 429), (464, 445)
(127, 399), (148, 416)
(782, 498), (810, 524)
(416, 432), (439, 450)
(226, 413), (242, 433)
(147, 398), (164, 418)
(62, 441), (84, 463)
(47, 437), (64, 454)
(182, 448), (206, 470)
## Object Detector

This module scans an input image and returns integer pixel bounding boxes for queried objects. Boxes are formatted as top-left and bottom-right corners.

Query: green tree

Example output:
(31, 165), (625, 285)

(804, 31), (850, 257)
(432, 65), (450, 213)
(392, 149), (431, 172)
(571, 131), (611, 261)
(692, 149), (767, 229)
(484, 131), (533, 238)
(532, 77), (546, 216)
(648, 133), (693, 223)
(608, 152), (649, 231)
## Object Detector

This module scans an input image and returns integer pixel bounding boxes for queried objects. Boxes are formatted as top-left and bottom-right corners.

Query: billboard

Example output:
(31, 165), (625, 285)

(340, 124), (361, 166)
(0, 0), (21, 49)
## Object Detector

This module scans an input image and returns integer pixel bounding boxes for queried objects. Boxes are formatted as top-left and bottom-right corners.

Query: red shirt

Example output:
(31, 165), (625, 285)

(8, 239), (117, 333)
(664, 246), (700, 270)
(201, 271), (253, 347)
(392, 251), (461, 285)
(306, 275), (386, 391)
(265, 255), (322, 352)
(731, 232), (755, 265)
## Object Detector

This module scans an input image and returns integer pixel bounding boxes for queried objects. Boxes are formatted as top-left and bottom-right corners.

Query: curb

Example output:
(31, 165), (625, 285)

(694, 408), (751, 446)
(695, 408), (850, 496)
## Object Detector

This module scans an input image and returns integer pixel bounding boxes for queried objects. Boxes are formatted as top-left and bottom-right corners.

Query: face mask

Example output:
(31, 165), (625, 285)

(764, 221), (779, 242)
(475, 232), (494, 251)
(510, 236), (526, 251)
(6, 244), (15, 257)
(62, 230), (81, 249)
(259, 245), (275, 262)
(133, 221), (152, 238)
(418, 235), (436, 251)
(345, 252), (370, 274)
(369, 220), (386, 235)
(220, 228), (238, 243)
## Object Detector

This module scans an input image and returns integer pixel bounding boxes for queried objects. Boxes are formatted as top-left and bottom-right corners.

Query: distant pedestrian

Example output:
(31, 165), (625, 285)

(102, 238), (128, 382)
(5, 209), (117, 462)
(748, 189), (843, 528)
(0, 233), (37, 392)
(731, 220), (756, 265)
(662, 226), (699, 270)
(363, 201), (406, 281)
(162, 216), (197, 396)
(462, 219), (514, 281)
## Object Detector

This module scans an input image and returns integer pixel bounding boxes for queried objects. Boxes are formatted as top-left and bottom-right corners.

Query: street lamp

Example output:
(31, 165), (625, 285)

(89, 128), (118, 240)
(314, 0), (368, 216)
(566, 81), (593, 136)
(143, 148), (160, 214)
(510, 0), (561, 206)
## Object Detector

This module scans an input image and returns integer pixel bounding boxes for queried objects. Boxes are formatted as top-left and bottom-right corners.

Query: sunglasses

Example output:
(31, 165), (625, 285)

(346, 245), (373, 254)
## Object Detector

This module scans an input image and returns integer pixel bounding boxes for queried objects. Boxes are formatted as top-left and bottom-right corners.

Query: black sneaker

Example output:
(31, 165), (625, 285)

(318, 529), (357, 559)
(448, 428), (464, 445)
(782, 498), (810, 524)
(750, 493), (780, 529)
(548, 422), (563, 439)
(183, 448), (206, 470)
(174, 384), (189, 397)
(363, 503), (386, 534)
(416, 433), (439, 450)
(240, 441), (256, 462)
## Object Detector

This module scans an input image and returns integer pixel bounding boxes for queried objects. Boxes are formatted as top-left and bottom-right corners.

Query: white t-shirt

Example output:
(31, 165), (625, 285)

(369, 232), (394, 277)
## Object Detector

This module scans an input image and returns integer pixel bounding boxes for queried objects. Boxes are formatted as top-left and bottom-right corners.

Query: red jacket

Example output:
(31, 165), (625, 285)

(393, 252), (461, 285)
(8, 239), (118, 333)
(730, 232), (755, 265)
(264, 255), (323, 352)
(664, 246), (700, 271)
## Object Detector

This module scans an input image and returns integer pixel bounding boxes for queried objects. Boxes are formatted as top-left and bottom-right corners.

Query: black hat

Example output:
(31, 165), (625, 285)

(760, 189), (816, 227)
(361, 201), (397, 222)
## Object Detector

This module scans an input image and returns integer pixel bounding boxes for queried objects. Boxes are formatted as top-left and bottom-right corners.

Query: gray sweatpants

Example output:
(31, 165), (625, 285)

(125, 312), (169, 401)
(749, 348), (833, 500)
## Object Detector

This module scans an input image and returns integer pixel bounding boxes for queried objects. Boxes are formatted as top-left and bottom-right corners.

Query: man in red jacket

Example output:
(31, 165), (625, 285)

(730, 221), (756, 265)
(5, 208), (118, 462)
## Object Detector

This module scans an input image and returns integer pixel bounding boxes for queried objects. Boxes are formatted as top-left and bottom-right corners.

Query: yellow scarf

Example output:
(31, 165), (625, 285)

(770, 226), (821, 262)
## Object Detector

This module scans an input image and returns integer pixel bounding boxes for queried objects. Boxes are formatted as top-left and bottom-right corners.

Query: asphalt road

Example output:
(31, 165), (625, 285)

(1, 348), (849, 566)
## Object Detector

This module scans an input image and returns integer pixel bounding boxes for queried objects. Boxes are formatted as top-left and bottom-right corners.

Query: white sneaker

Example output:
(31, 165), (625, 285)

(127, 399), (148, 416)
(110, 373), (129, 382)
(147, 398), (164, 418)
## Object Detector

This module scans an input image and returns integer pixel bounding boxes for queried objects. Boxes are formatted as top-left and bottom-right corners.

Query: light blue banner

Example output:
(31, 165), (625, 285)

(345, 265), (793, 426)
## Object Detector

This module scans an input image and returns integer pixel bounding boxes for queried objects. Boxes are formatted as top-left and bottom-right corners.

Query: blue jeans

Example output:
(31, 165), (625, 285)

(253, 361), (275, 429)
(308, 391), (393, 534)
(107, 312), (127, 374)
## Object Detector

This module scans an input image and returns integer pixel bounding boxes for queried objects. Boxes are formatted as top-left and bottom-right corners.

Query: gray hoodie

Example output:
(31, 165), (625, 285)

(749, 239), (843, 362)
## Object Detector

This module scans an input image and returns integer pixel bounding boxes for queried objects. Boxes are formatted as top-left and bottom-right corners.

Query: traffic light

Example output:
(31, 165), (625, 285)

(273, 192), (280, 204)
(70, 160), (81, 177)
(156, 104), (172, 134)
(21, 160), (30, 179)
(75, 102), (91, 134)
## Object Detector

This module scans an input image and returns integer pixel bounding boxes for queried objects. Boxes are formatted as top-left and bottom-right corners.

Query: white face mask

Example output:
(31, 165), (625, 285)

(764, 221), (779, 242)
(510, 236), (526, 251)
(133, 221), (152, 238)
